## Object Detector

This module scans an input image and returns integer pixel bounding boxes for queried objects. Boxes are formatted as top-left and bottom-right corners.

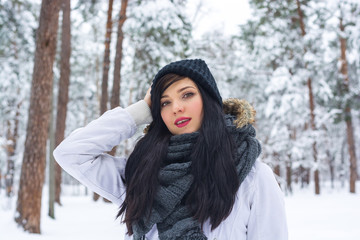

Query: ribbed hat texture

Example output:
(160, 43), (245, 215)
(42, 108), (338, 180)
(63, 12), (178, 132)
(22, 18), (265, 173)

(152, 59), (222, 106)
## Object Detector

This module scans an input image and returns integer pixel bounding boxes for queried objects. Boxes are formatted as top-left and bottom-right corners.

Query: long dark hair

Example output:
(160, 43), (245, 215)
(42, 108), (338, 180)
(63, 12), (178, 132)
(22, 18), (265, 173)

(118, 74), (239, 234)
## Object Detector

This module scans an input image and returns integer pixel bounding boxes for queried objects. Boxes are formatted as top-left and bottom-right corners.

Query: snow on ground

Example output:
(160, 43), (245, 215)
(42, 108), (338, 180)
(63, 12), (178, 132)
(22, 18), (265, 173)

(286, 185), (360, 240)
(1, 183), (360, 240)
(0, 195), (125, 240)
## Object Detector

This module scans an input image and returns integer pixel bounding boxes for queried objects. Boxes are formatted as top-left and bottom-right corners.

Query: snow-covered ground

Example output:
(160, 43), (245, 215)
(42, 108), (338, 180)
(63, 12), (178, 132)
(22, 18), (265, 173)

(0, 194), (125, 240)
(1, 183), (359, 240)
(285, 185), (360, 240)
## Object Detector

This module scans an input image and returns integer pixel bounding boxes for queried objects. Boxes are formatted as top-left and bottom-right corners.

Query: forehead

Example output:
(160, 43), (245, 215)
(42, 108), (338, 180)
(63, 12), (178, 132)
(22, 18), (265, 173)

(162, 77), (198, 94)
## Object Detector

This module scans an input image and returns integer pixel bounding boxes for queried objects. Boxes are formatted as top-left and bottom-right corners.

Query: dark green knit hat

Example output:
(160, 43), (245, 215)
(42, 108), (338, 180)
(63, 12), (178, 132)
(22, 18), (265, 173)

(152, 59), (222, 106)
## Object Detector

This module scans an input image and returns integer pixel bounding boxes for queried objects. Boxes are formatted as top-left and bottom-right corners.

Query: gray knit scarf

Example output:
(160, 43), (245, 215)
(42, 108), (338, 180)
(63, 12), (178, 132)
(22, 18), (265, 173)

(132, 114), (262, 240)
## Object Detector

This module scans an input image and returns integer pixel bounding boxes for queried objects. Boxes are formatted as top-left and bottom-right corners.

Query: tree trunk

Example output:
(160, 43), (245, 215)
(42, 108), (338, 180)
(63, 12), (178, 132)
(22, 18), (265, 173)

(339, 17), (358, 193)
(6, 120), (15, 197)
(272, 152), (280, 177)
(5, 97), (21, 197)
(54, 0), (71, 206)
(286, 163), (292, 194)
(274, 165), (280, 177)
(323, 124), (335, 189)
(100, 0), (114, 115)
(95, 0), (114, 202)
(328, 150), (335, 189)
(103, 0), (129, 203)
(48, 81), (55, 219)
(299, 166), (305, 188)
(15, 0), (60, 233)
(308, 78), (320, 194)
(109, 0), (128, 157)
(6, 21), (22, 198)
(111, 0), (128, 109)
(305, 168), (310, 186)
(296, 0), (320, 194)
(340, 138), (347, 188)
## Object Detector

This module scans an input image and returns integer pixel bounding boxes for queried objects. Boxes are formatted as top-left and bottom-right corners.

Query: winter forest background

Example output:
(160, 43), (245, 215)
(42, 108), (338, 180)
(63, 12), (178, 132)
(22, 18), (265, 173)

(0, 0), (359, 239)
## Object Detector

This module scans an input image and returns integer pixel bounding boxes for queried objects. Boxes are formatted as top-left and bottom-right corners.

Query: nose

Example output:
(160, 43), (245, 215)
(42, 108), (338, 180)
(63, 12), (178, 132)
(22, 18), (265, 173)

(173, 101), (184, 114)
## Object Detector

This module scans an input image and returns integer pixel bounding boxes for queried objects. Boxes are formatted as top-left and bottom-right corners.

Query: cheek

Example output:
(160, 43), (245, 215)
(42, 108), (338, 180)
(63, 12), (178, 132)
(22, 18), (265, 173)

(192, 98), (204, 119)
(161, 109), (172, 127)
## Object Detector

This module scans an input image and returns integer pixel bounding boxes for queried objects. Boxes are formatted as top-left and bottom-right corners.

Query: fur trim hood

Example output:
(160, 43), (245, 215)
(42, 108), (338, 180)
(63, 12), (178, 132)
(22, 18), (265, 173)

(223, 98), (256, 129)
(143, 98), (256, 134)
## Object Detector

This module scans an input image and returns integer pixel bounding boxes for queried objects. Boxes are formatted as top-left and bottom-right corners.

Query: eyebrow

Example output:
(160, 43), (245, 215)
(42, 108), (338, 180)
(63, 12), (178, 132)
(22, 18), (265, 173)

(161, 86), (196, 98)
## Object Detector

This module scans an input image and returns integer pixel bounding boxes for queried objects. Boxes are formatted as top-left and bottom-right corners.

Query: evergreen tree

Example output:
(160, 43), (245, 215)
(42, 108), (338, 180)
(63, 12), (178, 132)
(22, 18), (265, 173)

(235, 0), (340, 193)
(325, 0), (359, 193)
(53, 0), (72, 207)
(0, 0), (39, 199)
(15, 0), (61, 233)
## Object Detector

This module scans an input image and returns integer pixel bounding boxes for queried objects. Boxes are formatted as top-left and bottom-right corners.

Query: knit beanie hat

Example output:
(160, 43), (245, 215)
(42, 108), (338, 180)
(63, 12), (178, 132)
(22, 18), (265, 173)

(152, 59), (222, 107)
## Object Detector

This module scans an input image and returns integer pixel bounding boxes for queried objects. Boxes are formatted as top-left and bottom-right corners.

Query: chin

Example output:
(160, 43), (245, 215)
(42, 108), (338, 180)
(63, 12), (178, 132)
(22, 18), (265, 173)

(173, 127), (199, 135)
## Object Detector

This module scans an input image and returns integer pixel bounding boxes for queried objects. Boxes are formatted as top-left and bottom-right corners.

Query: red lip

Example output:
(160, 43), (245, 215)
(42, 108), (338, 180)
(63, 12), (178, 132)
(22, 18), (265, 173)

(174, 117), (191, 128)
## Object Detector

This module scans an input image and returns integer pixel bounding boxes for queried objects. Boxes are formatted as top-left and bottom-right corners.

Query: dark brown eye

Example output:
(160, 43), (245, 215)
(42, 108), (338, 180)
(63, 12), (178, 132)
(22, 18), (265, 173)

(183, 92), (194, 99)
(161, 101), (170, 108)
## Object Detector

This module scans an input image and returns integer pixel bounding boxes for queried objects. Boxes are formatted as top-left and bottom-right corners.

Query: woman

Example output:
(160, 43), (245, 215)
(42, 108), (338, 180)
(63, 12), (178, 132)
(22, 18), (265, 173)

(54, 59), (288, 240)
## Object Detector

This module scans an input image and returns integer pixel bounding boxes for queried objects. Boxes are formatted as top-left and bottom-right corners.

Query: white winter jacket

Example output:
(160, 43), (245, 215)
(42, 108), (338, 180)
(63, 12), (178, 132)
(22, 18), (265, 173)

(53, 100), (288, 240)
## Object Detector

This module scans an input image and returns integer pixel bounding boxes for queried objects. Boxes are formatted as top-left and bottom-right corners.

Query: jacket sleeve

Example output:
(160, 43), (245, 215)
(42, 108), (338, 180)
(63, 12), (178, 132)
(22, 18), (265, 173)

(247, 162), (288, 240)
(53, 100), (152, 206)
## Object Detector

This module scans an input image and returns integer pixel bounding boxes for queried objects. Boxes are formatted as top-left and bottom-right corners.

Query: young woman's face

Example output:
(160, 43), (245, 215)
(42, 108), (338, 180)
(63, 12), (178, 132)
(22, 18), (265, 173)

(160, 78), (204, 135)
